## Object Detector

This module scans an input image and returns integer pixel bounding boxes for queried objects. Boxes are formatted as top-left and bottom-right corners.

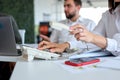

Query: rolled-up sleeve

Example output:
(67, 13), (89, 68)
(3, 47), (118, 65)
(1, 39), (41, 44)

(106, 33), (120, 56)
(106, 38), (118, 52)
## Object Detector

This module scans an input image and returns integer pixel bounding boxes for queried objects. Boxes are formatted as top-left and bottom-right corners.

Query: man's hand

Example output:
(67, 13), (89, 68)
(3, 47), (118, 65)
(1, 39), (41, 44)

(40, 34), (50, 41)
(38, 41), (70, 53)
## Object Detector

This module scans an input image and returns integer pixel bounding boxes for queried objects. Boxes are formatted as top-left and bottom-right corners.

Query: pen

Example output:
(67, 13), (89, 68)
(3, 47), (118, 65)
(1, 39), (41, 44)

(85, 42), (89, 51)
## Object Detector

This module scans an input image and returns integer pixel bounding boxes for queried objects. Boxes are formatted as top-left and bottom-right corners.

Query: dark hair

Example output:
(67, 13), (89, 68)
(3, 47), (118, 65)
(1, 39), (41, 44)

(64, 0), (82, 6)
(74, 0), (82, 6)
(109, 0), (120, 13)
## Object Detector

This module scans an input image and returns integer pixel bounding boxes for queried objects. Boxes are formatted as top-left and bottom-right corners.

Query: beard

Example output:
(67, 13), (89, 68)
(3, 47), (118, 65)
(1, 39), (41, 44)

(65, 11), (76, 19)
(66, 14), (75, 19)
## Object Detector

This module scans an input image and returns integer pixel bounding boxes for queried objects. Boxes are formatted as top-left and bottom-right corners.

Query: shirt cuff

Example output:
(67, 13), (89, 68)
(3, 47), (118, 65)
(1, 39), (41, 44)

(106, 38), (117, 52)
(68, 41), (77, 49)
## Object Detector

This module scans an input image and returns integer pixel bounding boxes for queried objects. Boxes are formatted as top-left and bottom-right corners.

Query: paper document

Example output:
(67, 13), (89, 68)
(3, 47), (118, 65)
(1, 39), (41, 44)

(69, 50), (112, 59)
(96, 56), (120, 70)
(54, 60), (103, 74)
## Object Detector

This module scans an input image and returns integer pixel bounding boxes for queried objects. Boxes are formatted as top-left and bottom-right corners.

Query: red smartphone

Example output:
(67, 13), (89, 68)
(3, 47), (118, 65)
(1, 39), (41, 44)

(65, 57), (100, 67)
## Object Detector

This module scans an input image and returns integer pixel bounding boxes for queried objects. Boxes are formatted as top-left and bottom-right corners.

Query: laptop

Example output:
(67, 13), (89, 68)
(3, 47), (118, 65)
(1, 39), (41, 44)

(0, 16), (22, 56)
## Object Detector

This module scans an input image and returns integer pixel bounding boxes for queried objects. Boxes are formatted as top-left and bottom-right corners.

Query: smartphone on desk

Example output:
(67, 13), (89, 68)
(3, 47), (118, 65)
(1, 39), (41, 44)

(65, 57), (100, 67)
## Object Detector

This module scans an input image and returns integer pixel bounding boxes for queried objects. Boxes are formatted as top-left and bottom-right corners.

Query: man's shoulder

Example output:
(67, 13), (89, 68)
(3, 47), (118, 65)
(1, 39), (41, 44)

(80, 17), (95, 25)
(102, 10), (111, 17)
(100, 10), (112, 22)
(81, 17), (94, 22)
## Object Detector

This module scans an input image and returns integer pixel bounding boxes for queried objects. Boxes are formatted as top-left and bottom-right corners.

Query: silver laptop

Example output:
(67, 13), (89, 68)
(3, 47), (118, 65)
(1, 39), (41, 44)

(0, 16), (22, 56)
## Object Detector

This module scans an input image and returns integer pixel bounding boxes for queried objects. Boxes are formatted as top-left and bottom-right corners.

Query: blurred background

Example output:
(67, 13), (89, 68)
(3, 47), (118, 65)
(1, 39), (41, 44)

(0, 0), (108, 43)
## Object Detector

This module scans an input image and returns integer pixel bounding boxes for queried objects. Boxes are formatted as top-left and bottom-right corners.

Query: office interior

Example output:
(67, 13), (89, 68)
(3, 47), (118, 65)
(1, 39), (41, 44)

(0, 0), (108, 44)
(2, 0), (120, 80)
(35, 0), (108, 43)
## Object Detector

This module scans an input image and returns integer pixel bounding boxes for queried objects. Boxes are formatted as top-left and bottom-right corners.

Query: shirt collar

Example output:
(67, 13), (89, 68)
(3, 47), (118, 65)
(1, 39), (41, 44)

(67, 16), (84, 24)
(113, 4), (120, 14)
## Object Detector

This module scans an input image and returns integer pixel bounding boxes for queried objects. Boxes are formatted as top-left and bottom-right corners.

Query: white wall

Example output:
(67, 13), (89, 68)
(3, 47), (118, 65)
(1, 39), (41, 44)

(34, 0), (64, 26)
(34, 0), (108, 25)
(80, 7), (108, 24)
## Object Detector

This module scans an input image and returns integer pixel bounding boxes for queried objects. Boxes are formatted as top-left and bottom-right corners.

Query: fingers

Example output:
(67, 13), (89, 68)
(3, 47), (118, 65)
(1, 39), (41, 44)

(75, 33), (80, 41)
(74, 31), (85, 40)
(38, 40), (62, 53)
(49, 43), (68, 53)
(38, 41), (50, 49)
(70, 24), (85, 35)
(38, 41), (60, 52)
(75, 35), (86, 41)
(69, 24), (89, 42)
(50, 48), (62, 53)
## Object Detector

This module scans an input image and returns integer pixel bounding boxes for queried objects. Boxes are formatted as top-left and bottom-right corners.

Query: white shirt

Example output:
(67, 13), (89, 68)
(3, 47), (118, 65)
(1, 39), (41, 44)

(93, 5), (120, 56)
(50, 16), (96, 50)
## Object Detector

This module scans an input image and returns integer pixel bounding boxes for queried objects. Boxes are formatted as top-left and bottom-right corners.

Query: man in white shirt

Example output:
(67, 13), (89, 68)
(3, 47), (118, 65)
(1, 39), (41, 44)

(39, 0), (96, 52)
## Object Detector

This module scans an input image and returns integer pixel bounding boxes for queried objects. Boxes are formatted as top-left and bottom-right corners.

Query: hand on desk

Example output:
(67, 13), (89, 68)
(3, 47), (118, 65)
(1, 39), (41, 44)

(38, 41), (70, 53)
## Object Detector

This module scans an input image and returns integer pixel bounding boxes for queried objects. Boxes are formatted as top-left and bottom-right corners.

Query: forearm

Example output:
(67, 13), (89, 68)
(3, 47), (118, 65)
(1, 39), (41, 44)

(62, 42), (70, 49)
(91, 34), (107, 49)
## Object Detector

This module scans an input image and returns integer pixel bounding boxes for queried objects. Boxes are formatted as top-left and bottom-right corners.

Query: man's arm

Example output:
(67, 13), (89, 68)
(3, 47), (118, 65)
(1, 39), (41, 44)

(40, 34), (50, 41)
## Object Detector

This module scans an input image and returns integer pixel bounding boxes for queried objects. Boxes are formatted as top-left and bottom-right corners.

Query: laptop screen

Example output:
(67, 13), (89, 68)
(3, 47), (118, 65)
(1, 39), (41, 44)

(0, 16), (21, 56)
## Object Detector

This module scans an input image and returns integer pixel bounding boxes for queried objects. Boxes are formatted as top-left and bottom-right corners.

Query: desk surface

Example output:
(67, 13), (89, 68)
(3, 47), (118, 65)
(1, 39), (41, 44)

(10, 59), (120, 80)
(0, 56), (20, 62)
(1, 44), (119, 80)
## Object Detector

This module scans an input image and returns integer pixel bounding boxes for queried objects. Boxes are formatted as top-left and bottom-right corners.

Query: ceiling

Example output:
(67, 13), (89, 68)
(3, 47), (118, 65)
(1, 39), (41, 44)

(81, 0), (108, 8)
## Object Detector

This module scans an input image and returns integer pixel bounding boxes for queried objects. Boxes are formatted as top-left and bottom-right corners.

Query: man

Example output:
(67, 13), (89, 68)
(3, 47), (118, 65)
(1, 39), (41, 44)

(38, 0), (96, 53)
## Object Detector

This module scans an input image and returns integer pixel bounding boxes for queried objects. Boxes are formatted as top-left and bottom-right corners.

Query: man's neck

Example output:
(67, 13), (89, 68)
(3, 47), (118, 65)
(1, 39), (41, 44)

(70, 15), (80, 22)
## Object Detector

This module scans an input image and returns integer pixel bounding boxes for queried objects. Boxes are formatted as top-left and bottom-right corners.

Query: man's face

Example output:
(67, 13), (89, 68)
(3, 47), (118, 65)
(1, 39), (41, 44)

(64, 0), (80, 19)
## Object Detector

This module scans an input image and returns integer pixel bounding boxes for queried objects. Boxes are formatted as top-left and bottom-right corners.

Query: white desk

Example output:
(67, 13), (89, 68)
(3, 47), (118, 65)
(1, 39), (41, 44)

(10, 59), (120, 80)
(0, 56), (20, 62)
(0, 44), (119, 80)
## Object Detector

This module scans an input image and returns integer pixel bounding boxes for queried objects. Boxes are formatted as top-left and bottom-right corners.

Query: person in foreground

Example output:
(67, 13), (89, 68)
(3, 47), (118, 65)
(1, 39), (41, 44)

(70, 0), (120, 56)
(38, 0), (120, 56)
